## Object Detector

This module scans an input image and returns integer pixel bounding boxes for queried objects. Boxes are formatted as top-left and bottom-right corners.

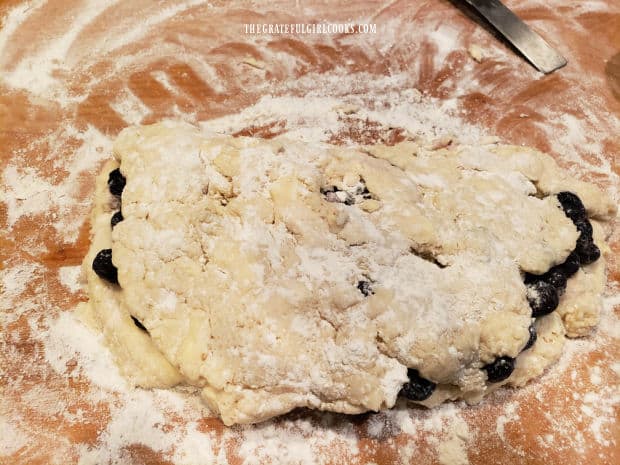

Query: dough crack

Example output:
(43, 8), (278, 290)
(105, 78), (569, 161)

(408, 246), (446, 269)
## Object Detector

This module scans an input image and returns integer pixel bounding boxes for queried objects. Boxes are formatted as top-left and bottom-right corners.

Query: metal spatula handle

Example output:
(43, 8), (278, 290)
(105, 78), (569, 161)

(465, 0), (567, 74)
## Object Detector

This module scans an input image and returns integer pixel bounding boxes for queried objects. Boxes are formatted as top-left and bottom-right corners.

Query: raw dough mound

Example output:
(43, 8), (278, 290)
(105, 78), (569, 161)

(82, 121), (615, 425)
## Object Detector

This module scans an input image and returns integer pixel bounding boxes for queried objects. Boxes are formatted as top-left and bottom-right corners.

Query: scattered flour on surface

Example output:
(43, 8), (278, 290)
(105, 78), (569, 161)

(42, 310), (127, 392)
(495, 401), (520, 440)
(58, 266), (83, 293)
(0, 0), (618, 463)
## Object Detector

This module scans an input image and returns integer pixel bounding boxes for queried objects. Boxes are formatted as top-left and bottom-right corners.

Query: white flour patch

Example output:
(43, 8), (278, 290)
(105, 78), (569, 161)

(0, 0), (47, 67)
(42, 310), (127, 392)
(1, 261), (41, 299)
(417, 403), (472, 465)
(2, 0), (119, 101)
(0, 415), (29, 456)
(495, 401), (520, 440)
(58, 266), (83, 293)
(237, 418), (360, 465)
(1, 165), (58, 228)
(2, 124), (112, 243)
(169, 422), (222, 465)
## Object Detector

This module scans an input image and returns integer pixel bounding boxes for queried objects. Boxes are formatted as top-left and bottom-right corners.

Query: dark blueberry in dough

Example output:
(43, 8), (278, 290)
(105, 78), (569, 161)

(483, 356), (515, 383)
(526, 280), (559, 317)
(399, 369), (436, 401)
(108, 168), (126, 197)
(523, 272), (539, 285)
(343, 192), (356, 205)
(543, 267), (567, 294)
(556, 191), (587, 222)
(573, 220), (600, 265)
(576, 240), (600, 265)
(131, 316), (147, 332)
(92, 249), (118, 285)
(575, 219), (593, 239)
(357, 280), (374, 296)
(560, 251), (580, 277)
(111, 211), (124, 228)
(575, 232), (589, 254)
(526, 265), (566, 295)
(322, 185), (356, 205)
(525, 268), (566, 294)
(522, 324), (537, 351)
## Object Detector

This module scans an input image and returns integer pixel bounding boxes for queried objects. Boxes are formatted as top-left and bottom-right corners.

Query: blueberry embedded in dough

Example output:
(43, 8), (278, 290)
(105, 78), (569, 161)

(321, 185), (355, 205)
(526, 280), (559, 317)
(560, 250), (581, 277)
(525, 267), (567, 295)
(575, 235), (601, 265)
(555, 191), (601, 266)
(542, 268), (567, 294)
(522, 324), (537, 351)
(399, 369), (436, 401)
(573, 217), (600, 264)
(574, 218), (593, 238)
(361, 186), (373, 199)
(111, 211), (123, 228)
(92, 249), (119, 285)
(107, 168), (126, 197)
(556, 191), (587, 222)
(357, 280), (374, 296)
(483, 356), (515, 383)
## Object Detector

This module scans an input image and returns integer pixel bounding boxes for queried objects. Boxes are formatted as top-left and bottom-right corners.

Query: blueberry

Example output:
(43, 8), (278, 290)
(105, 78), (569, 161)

(522, 324), (537, 351)
(111, 211), (123, 228)
(523, 272), (539, 285)
(343, 192), (356, 205)
(483, 356), (515, 383)
(357, 280), (374, 296)
(557, 191), (587, 222)
(577, 241), (600, 265)
(575, 219), (593, 239)
(322, 185), (356, 205)
(526, 280), (559, 317)
(399, 369), (436, 401)
(543, 267), (567, 294)
(560, 250), (580, 277)
(572, 219), (599, 266)
(525, 267), (567, 295)
(555, 192), (599, 265)
(108, 168), (126, 197)
(131, 316), (147, 332)
(92, 249), (119, 284)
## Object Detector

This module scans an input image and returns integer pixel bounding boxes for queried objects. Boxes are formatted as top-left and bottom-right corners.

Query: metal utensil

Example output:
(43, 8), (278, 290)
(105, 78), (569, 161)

(464, 0), (567, 74)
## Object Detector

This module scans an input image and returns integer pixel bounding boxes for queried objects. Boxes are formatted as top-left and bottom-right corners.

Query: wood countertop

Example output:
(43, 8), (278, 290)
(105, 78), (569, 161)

(1, 1), (618, 464)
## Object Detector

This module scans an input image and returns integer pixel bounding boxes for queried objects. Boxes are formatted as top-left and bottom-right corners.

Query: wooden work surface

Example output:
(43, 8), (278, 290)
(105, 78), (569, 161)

(1, 1), (619, 464)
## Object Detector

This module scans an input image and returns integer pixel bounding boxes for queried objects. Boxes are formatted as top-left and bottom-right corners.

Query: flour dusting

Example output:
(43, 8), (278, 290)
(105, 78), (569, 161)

(1, 0), (619, 464)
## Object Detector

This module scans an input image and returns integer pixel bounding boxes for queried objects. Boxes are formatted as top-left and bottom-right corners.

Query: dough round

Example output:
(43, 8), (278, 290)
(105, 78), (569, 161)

(82, 121), (615, 425)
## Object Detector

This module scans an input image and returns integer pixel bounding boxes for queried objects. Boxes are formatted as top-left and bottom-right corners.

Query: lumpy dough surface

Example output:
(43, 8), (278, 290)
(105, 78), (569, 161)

(82, 121), (615, 425)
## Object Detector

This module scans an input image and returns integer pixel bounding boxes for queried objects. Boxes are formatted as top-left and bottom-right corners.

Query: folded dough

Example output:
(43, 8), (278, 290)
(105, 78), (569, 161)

(81, 121), (615, 425)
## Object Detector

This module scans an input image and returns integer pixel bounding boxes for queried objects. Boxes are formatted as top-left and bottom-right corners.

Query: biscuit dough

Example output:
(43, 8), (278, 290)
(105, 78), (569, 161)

(82, 121), (615, 425)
